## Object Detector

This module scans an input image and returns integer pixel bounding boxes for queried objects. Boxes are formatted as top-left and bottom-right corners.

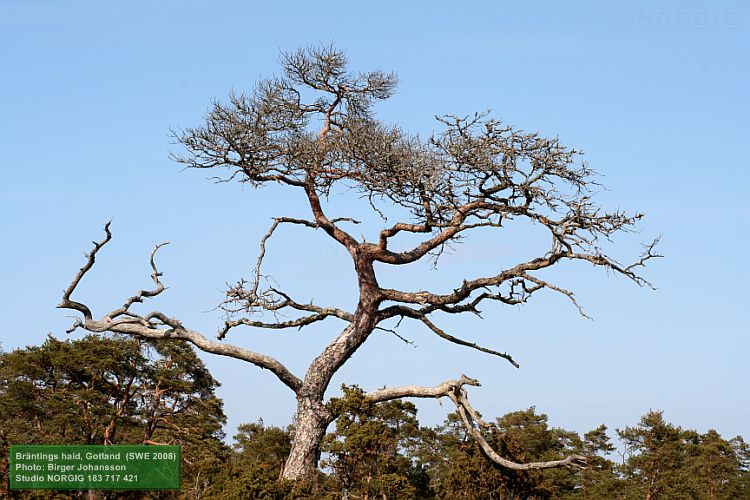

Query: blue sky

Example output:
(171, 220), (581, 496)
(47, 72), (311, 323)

(1, 0), (748, 444)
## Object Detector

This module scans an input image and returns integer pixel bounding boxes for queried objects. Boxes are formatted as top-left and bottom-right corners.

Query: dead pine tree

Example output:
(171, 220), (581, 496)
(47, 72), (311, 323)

(58, 45), (659, 481)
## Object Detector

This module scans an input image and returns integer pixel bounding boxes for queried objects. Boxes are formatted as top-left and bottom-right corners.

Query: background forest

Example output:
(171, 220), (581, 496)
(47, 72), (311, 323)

(1, 336), (747, 499)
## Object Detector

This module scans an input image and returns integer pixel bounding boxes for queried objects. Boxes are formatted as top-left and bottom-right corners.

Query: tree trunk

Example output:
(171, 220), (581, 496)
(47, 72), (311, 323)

(282, 270), (381, 481)
(281, 395), (329, 480)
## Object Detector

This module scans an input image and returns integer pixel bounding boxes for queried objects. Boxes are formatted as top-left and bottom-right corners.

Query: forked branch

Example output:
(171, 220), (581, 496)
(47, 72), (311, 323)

(217, 215), (355, 339)
(106, 242), (170, 321)
(57, 225), (304, 394)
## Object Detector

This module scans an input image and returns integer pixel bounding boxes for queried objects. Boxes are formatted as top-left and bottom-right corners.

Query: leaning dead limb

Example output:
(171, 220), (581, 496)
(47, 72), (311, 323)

(366, 375), (587, 470)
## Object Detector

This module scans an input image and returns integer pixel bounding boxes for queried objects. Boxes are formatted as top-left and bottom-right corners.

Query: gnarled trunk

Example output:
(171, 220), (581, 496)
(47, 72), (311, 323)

(282, 266), (381, 480)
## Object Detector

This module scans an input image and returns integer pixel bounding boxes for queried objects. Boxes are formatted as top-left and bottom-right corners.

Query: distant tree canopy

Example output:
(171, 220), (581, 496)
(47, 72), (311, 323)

(0, 335), (227, 499)
(615, 411), (750, 500)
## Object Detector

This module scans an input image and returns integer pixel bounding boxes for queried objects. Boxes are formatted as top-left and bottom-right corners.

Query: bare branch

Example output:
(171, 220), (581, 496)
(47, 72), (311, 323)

(304, 183), (360, 252)
(378, 221), (431, 249)
(246, 216), (317, 300)
(371, 200), (511, 264)
(374, 325), (415, 346)
(623, 237), (663, 288)
(519, 272), (591, 320)
(379, 253), (564, 308)
(378, 235), (656, 319)
(250, 216), (360, 295)
(219, 285), (353, 340)
(58, 222), (112, 320)
(419, 315), (519, 368)
(218, 306), (351, 340)
(330, 217), (361, 225)
(566, 239), (662, 289)
(376, 306), (519, 368)
(85, 319), (302, 394)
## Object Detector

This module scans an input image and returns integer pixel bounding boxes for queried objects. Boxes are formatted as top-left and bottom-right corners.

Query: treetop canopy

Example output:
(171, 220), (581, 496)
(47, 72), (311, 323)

(174, 45), (622, 249)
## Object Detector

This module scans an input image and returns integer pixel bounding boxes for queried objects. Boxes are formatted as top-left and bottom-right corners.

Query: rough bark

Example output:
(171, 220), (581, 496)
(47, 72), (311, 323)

(281, 396), (331, 480)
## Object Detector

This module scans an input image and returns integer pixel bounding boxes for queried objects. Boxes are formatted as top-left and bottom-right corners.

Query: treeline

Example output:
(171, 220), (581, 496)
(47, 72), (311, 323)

(1, 336), (747, 499)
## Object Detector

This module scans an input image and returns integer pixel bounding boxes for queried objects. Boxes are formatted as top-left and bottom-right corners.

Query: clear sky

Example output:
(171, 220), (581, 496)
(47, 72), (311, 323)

(1, 0), (748, 444)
